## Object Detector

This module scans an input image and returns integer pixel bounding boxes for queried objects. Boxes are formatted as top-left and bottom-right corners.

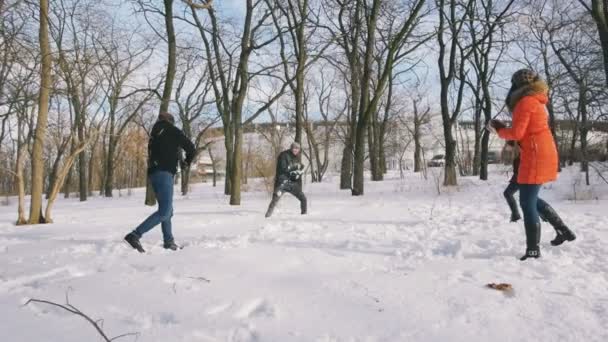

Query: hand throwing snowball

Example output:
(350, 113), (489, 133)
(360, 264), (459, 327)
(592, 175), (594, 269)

(489, 69), (575, 261)
(265, 142), (308, 218)
(124, 112), (196, 253)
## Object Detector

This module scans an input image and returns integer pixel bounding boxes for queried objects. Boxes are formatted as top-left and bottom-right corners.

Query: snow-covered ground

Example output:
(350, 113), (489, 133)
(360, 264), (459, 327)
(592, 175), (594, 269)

(1, 166), (607, 342)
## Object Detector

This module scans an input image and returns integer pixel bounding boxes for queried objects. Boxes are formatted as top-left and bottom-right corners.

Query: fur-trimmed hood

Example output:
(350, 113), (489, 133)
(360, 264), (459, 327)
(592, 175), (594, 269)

(505, 79), (549, 112)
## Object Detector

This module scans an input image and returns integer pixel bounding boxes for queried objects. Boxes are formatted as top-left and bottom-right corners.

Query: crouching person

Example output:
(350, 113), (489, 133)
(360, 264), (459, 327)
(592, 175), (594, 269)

(265, 142), (307, 218)
(124, 112), (196, 253)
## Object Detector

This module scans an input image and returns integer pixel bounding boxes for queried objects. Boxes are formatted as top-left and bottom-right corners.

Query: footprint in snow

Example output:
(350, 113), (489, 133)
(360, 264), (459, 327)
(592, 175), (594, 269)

(234, 298), (277, 319)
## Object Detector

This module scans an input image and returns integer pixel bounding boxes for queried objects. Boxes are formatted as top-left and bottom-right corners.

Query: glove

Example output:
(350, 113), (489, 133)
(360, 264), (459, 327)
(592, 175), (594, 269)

(486, 122), (497, 134)
(490, 119), (506, 130)
(289, 170), (303, 181)
(288, 163), (303, 172)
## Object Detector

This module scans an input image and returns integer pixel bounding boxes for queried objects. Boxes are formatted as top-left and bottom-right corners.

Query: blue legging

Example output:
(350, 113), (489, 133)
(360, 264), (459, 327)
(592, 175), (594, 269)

(519, 184), (542, 226)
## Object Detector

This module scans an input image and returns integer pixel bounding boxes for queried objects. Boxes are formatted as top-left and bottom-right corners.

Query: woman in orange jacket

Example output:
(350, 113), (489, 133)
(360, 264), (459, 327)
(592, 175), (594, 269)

(490, 69), (576, 260)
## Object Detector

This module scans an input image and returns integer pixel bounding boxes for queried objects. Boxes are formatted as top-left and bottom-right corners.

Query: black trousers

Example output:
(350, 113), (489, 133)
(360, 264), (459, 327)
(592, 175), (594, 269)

(265, 181), (307, 217)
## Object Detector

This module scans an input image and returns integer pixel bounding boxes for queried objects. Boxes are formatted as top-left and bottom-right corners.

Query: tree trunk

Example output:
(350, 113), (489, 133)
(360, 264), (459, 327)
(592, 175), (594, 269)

(181, 165), (190, 195)
(222, 115), (234, 195)
(16, 146), (27, 225)
(479, 77), (493, 181)
(367, 122), (378, 181)
(46, 145), (66, 199)
(64, 140), (74, 198)
(209, 148), (217, 187)
(352, 120), (368, 195)
(87, 143), (96, 197)
(352, 0), (381, 196)
(589, 0), (608, 85)
(104, 136), (116, 197)
(440, 85), (458, 186)
(29, 0), (51, 224)
(146, 0), (176, 206)
(414, 133), (422, 173)
(472, 103), (481, 176)
(340, 141), (354, 189)
(413, 102), (423, 173)
(160, 0), (176, 113)
(224, 139), (233, 195)
(78, 128), (87, 201)
(45, 140), (89, 223)
(579, 88), (589, 177)
(444, 132), (458, 186)
(229, 124), (243, 205)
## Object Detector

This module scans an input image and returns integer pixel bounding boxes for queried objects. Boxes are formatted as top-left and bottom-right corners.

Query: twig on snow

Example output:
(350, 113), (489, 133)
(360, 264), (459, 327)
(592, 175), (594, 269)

(23, 291), (139, 342)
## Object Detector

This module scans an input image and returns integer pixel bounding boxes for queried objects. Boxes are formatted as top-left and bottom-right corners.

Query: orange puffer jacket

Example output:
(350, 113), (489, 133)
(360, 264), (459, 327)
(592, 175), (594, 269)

(498, 93), (558, 184)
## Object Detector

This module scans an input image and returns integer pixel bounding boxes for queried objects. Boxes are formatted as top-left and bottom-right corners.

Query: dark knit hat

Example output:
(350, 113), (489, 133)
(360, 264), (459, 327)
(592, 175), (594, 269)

(158, 112), (175, 124)
(511, 69), (539, 88)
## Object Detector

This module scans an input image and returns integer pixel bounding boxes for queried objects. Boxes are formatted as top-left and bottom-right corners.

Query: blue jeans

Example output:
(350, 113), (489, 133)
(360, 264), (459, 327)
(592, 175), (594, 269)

(133, 171), (174, 242)
(519, 184), (542, 226)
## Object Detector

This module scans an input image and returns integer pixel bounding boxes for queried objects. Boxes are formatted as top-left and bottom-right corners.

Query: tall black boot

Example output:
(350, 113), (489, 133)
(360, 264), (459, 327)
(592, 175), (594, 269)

(538, 203), (576, 246)
(505, 195), (521, 222)
(300, 197), (307, 215)
(520, 222), (541, 261)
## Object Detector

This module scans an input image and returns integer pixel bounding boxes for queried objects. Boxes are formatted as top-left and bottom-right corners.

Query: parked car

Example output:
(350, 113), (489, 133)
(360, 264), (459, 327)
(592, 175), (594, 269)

(427, 154), (445, 167)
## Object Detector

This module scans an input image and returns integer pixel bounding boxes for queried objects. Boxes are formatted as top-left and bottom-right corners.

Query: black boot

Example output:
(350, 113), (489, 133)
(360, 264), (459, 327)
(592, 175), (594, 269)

(520, 248), (540, 261)
(538, 203), (576, 246)
(301, 199), (307, 215)
(520, 222), (541, 261)
(550, 230), (576, 246)
(510, 212), (521, 223)
(504, 188), (521, 222)
(163, 240), (180, 251)
(125, 233), (145, 253)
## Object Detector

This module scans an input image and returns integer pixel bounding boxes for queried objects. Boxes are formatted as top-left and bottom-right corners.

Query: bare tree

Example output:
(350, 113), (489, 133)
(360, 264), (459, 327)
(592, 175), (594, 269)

(303, 68), (346, 182)
(185, 0), (289, 205)
(352, 0), (428, 195)
(436, 0), (474, 186)
(94, 29), (157, 197)
(578, 0), (608, 85)
(49, 0), (108, 202)
(403, 94), (432, 173)
(28, 0), (52, 224)
(173, 48), (218, 195)
(549, 7), (604, 185)
(464, 0), (516, 180)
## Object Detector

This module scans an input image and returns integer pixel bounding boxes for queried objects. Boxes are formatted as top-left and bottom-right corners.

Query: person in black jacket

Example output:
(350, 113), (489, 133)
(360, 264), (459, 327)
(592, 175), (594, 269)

(124, 112), (196, 252)
(503, 141), (576, 246)
(503, 141), (522, 222)
(265, 142), (307, 218)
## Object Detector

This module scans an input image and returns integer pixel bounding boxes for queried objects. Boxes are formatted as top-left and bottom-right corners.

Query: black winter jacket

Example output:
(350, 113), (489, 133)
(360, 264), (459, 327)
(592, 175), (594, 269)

(148, 120), (196, 175)
(274, 149), (302, 188)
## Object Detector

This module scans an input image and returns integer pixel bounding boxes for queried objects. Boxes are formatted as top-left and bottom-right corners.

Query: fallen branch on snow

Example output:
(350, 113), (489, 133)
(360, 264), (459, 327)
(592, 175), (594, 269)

(23, 291), (139, 342)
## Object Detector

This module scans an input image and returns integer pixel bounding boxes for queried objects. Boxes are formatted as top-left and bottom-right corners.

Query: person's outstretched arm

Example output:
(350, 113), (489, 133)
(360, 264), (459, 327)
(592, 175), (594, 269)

(497, 98), (533, 141)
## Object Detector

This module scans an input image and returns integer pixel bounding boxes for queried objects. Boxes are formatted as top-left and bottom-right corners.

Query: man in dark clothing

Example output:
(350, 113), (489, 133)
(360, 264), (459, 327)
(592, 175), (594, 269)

(125, 112), (196, 253)
(502, 141), (576, 246)
(265, 142), (307, 218)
